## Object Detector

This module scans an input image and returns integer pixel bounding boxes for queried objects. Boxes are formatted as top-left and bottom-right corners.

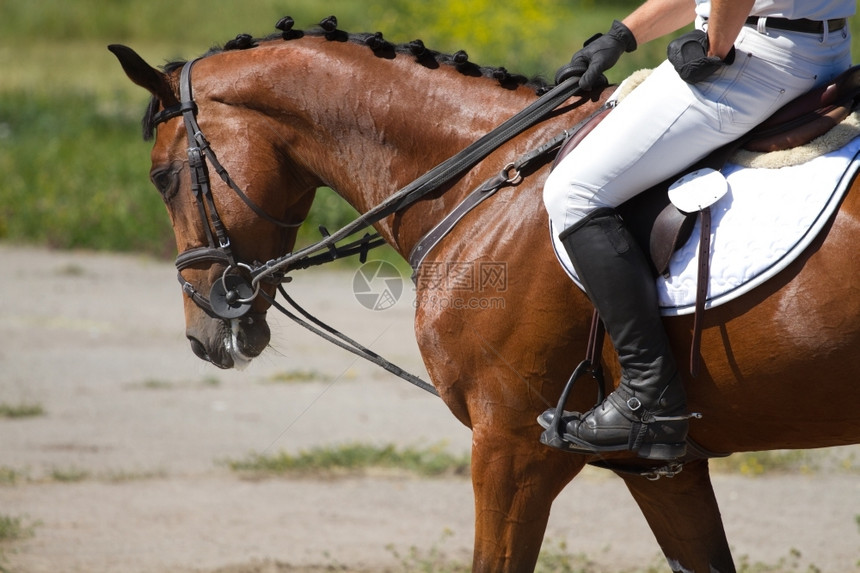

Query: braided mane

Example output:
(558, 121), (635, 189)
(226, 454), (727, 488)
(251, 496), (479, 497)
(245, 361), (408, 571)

(142, 15), (550, 140)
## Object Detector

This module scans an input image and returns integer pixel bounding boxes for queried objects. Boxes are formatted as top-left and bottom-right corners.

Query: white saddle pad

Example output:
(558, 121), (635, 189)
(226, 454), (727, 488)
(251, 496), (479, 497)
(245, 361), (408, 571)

(551, 135), (860, 316)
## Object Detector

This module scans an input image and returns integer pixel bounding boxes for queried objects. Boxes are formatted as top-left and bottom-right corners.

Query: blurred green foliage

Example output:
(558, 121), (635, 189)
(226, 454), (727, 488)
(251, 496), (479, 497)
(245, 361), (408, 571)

(0, 1), (857, 255)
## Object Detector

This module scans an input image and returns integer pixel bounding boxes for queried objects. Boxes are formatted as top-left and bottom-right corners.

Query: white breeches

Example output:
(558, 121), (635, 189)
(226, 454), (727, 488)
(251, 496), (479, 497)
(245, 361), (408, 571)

(543, 23), (852, 233)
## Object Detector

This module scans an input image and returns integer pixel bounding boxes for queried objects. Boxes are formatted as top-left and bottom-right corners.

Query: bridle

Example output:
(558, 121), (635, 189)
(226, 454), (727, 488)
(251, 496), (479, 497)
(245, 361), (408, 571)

(154, 58), (305, 320)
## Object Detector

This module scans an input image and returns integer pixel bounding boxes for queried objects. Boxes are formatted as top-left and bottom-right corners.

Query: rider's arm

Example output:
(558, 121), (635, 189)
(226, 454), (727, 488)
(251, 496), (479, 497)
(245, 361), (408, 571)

(705, 0), (756, 59)
(620, 0), (698, 46)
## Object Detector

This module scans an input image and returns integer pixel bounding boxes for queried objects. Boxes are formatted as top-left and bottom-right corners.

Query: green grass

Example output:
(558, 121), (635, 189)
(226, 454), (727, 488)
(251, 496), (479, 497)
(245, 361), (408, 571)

(3, 1), (860, 257)
(0, 513), (36, 573)
(385, 531), (623, 573)
(386, 533), (648, 573)
(126, 375), (222, 390)
(0, 403), (45, 419)
(0, 466), (167, 486)
(735, 549), (825, 573)
(100, 468), (168, 483)
(48, 467), (90, 483)
(225, 442), (471, 478)
(265, 369), (332, 383)
(0, 90), (174, 255)
(0, 513), (35, 543)
(386, 535), (838, 573)
(0, 1), (657, 257)
(135, 378), (175, 390)
(710, 448), (860, 476)
(223, 443), (858, 480)
(0, 468), (23, 486)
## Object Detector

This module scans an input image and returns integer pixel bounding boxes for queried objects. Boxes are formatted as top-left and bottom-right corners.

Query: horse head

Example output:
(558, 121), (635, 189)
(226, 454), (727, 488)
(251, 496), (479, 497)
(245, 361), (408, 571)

(109, 44), (317, 368)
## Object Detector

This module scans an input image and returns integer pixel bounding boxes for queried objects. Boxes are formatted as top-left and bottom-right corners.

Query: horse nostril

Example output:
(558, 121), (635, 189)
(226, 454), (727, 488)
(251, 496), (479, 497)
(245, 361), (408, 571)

(237, 315), (271, 357)
(187, 336), (210, 362)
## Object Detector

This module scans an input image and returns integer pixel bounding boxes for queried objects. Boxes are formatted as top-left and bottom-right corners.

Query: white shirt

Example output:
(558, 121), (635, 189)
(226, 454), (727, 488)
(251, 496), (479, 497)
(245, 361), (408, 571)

(694, 0), (855, 21)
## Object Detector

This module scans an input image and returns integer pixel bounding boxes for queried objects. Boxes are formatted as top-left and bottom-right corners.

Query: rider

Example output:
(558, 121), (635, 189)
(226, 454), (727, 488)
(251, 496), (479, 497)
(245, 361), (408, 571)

(541, 0), (853, 460)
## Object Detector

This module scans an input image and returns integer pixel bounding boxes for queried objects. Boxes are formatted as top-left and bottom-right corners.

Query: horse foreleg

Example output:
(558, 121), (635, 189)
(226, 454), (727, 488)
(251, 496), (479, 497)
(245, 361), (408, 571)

(469, 423), (586, 573)
(619, 459), (735, 573)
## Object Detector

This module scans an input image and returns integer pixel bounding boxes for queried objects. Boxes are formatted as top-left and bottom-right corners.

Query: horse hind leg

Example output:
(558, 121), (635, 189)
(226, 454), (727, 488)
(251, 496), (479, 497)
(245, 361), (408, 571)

(619, 458), (736, 573)
(469, 423), (586, 572)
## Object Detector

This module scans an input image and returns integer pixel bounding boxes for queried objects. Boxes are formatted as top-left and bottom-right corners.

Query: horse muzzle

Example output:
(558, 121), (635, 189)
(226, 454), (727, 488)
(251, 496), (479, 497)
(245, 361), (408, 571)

(186, 312), (270, 369)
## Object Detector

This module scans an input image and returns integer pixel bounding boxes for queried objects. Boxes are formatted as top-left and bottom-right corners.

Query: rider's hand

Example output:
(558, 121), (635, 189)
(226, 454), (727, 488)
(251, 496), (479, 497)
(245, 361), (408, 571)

(667, 29), (736, 84)
(555, 20), (637, 91)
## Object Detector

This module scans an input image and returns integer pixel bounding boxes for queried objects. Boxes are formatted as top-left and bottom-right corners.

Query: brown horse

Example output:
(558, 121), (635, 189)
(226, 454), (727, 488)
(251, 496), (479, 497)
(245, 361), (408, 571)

(110, 19), (860, 573)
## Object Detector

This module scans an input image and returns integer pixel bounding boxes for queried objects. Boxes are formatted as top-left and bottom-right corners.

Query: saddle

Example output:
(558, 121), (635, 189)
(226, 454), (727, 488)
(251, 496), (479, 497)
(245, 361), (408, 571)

(744, 64), (860, 153)
(554, 64), (860, 275)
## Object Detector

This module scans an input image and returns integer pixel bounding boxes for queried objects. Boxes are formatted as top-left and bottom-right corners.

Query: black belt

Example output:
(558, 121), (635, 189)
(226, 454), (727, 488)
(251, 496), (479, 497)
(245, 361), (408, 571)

(745, 16), (847, 34)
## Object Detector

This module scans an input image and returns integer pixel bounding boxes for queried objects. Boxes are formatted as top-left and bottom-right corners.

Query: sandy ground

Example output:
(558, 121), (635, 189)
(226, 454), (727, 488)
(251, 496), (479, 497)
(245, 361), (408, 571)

(0, 244), (858, 572)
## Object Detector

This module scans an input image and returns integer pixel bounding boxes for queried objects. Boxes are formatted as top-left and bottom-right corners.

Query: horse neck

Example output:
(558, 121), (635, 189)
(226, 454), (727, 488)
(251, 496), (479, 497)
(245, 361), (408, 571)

(198, 38), (555, 257)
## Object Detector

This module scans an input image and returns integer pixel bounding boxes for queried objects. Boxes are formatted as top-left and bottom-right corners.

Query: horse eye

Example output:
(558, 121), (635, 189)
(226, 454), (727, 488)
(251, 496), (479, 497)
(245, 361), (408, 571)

(150, 166), (179, 200)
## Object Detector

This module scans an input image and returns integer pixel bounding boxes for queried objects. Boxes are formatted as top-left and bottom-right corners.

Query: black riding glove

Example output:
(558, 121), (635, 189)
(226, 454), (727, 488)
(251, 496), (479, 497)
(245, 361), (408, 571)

(667, 29), (736, 84)
(555, 20), (637, 91)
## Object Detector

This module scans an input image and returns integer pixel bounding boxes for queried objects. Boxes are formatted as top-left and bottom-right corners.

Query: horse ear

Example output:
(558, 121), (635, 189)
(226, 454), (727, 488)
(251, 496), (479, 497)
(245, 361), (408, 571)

(108, 44), (174, 101)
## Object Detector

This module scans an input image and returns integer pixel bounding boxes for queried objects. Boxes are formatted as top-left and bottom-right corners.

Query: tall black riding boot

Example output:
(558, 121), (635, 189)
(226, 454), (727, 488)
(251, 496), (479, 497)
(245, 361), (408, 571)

(541, 207), (690, 460)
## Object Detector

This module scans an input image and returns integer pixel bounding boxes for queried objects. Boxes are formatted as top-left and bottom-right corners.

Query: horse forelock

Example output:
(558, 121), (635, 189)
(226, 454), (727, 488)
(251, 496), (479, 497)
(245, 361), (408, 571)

(139, 15), (551, 141)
